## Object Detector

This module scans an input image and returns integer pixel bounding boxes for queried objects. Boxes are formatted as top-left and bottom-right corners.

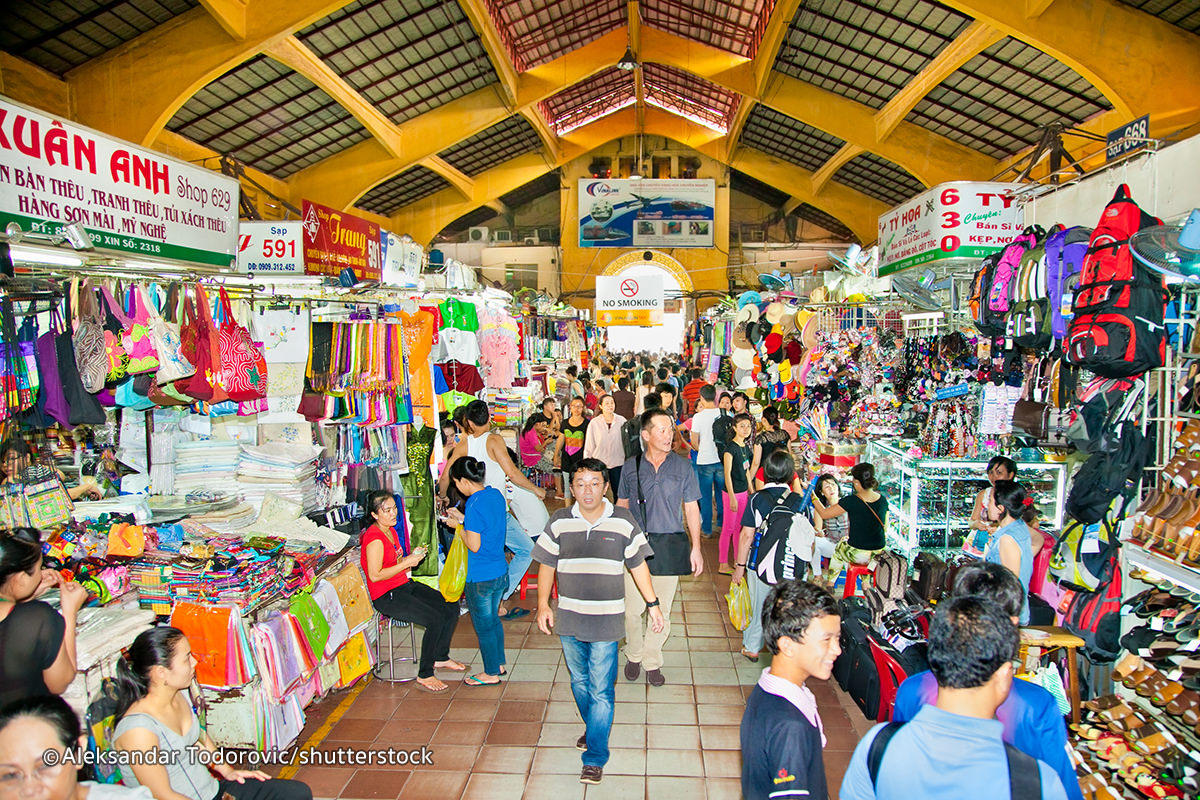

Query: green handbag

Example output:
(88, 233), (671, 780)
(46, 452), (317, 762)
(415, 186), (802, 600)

(289, 590), (330, 659)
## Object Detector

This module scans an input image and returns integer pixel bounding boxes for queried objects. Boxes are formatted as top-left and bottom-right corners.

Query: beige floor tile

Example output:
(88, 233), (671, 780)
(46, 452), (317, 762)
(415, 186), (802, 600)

(538, 722), (585, 746)
(461, 772), (527, 800)
(694, 686), (745, 705)
(514, 648), (563, 664)
(702, 749), (743, 778)
(612, 702), (647, 724)
(615, 681), (647, 701)
(609, 723), (646, 749)
(646, 724), (700, 750)
(690, 667), (741, 685)
(647, 775), (708, 796)
(659, 650), (692, 667)
(531, 746), (586, 775)
(544, 702), (583, 723)
(550, 682), (575, 701)
(473, 745), (535, 774)
(604, 748), (648, 775)
(697, 704), (746, 726)
(645, 684), (693, 704)
(646, 748), (705, 777)
(585, 775), (644, 797)
(699, 725), (742, 750)
(520, 773), (586, 800)
(705, 777), (745, 800)
(690, 651), (736, 668)
(646, 703), (697, 725)
(507, 663), (558, 682)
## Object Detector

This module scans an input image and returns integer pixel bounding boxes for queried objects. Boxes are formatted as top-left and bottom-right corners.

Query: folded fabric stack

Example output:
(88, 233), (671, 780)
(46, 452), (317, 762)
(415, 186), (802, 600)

(237, 443), (322, 513)
(174, 441), (241, 496)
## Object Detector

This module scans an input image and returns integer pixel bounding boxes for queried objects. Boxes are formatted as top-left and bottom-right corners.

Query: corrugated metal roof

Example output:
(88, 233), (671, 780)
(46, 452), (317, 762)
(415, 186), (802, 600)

(831, 151), (924, 207)
(500, 171), (561, 209)
(1116, 0), (1200, 33)
(439, 115), (543, 177)
(166, 55), (370, 179)
(731, 169), (789, 208)
(439, 206), (501, 236)
(739, 105), (847, 173)
(0, 0), (198, 75)
(357, 165), (450, 216)
(297, 0), (499, 125)
(484, 0), (625, 71)
(905, 36), (1112, 160)
(641, 0), (774, 58)
(539, 68), (636, 134)
(643, 64), (740, 132)
(793, 203), (856, 241)
(775, 0), (972, 110)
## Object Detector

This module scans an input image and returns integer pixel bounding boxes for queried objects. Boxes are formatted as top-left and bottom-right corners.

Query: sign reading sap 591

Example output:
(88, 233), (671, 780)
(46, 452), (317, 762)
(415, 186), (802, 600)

(237, 221), (303, 274)
(877, 181), (1023, 275)
(0, 95), (239, 266)
(595, 274), (664, 326)
(1106, 115), (1150, 162)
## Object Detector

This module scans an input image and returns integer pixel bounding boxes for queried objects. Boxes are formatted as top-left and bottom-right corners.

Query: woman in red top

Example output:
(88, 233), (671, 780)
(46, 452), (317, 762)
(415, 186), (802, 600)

(360, 490), (464, 692)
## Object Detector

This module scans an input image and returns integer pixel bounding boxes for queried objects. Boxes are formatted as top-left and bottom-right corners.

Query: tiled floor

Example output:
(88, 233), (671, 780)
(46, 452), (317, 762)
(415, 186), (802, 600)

(285, 538), (872, 799)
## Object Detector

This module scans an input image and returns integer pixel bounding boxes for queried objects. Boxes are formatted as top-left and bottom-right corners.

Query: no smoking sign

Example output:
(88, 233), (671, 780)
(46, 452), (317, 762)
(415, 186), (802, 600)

(620, 279), (639, 297)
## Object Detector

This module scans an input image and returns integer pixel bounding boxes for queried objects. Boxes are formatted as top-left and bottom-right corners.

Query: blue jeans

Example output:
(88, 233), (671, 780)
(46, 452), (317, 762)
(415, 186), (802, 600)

(503, 513), (534, 602)
(559, 636), (619, 768)
(696, 462), (723, 532)
(464, 573), (507, 675)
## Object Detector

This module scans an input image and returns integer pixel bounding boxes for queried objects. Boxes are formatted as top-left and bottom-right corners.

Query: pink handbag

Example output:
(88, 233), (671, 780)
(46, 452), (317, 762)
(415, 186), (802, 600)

(215, 288), (268, 401)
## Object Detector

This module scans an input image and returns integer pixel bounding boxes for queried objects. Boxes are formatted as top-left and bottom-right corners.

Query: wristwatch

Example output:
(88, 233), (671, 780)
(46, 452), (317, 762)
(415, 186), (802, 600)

(645, 598), (660, 609)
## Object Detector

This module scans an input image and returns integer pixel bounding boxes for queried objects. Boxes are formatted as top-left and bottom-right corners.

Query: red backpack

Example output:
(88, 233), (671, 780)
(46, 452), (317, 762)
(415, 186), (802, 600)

(1065, 185), (1167, 378)
(1062, 548), (1122, 661)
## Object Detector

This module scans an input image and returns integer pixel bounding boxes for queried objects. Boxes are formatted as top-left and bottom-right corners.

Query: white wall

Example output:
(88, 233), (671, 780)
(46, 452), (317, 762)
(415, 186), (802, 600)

(1026, 132), (1200, 228)
(431, 243), (562, 294)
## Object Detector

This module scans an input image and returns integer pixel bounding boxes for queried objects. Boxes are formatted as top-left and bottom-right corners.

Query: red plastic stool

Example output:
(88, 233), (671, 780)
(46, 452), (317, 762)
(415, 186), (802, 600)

(519, 571), (557, 601)
(842, 564), (875, 598)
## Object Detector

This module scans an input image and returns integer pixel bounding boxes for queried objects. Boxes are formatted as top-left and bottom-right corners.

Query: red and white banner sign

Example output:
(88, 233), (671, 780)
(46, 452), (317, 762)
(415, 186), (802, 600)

(302, 200), (381, 280)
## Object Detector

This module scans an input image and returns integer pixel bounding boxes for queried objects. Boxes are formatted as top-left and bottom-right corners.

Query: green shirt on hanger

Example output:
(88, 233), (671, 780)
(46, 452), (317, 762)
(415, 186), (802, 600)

(439, 298), (479, 332)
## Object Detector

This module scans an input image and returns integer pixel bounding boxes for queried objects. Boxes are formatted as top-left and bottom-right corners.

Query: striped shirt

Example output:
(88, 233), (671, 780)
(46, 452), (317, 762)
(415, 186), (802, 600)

(532, 501), (653, 642)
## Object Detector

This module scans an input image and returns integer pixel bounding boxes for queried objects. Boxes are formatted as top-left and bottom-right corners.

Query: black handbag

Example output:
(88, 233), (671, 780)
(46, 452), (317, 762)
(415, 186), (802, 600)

(633, 455), (691, 576)
(57, 293), (105, 425)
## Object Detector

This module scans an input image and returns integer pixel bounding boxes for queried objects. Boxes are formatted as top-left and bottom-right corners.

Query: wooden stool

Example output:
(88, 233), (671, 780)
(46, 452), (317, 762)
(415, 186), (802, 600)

(843, 564), (875, 598)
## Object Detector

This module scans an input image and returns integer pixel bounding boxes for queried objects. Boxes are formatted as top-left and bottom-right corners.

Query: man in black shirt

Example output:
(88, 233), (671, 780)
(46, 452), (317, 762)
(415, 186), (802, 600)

(740, 580), (840, 800)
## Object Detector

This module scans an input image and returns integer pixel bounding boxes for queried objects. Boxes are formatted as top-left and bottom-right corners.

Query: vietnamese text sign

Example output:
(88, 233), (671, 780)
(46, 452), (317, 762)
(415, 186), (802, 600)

(595, 274), (663, 325)
(579, 178), (714, 248)
(380, 230), (422, 287)
(877, 182), (1024, 276)
(302, 200), (381, 280)
(0, 95), (238, 266)
(237, 221), (303, 274)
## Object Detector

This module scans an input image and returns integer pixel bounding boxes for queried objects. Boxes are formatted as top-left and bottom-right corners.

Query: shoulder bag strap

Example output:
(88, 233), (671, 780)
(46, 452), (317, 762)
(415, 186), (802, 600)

(1004, 742), (1041, 800)
(634, 454), (647, 530)
(867, 721), (905, 787)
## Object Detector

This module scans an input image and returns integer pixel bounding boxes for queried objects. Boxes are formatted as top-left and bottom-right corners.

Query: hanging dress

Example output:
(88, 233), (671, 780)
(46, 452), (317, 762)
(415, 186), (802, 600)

(400, 424), (438, 577)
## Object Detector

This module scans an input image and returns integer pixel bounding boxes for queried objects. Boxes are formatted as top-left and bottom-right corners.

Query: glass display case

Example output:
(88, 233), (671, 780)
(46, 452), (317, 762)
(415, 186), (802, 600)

(866, 440), (1070, 556)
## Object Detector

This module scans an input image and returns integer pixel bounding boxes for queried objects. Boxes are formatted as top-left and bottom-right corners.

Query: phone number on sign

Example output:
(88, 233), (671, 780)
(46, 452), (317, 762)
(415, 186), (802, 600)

(217, 747), (435, 768)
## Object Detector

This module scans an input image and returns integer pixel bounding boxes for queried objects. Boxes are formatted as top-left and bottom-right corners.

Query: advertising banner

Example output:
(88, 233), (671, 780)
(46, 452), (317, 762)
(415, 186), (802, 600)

(302, 199), (381, 281)
(236, 221), (303, 274)
(0, 95), (238, 266)
(380, 230), (422, 288)
(877, 181), (1023, 275)
(579, 178), (714, 248)
(595, 273), (663, 326)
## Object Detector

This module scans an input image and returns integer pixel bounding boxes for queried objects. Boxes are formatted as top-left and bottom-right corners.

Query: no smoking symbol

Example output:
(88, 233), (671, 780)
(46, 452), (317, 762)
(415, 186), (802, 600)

(620, 279), (639, 297)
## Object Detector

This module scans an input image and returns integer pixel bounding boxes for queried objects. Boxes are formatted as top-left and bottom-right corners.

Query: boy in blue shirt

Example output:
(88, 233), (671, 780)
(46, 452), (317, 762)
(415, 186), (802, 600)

(891, 562), (1081, 800)
(840, 596), (1069, 800)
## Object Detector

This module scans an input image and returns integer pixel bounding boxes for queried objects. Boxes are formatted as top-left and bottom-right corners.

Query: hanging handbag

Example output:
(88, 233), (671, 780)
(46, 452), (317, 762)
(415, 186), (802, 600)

(96, 284), (132, 383)
(148, 283), (194, 384)
(114, 376), (155, 410)
(58, 291), (106, 426)
(120, 284), (159, 374)
(71, 279), (107, 393)
(36, 304), (71, 427)
(215, 288), (268, 401)
(178, 285), (228, 402)
(289, 590), (331, 661)
(16, 307), (39, 399)
(0, 297), (33, 420)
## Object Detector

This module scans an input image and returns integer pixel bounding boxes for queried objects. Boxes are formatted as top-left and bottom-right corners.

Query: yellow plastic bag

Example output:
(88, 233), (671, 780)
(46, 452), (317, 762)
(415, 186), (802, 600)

(439, 527), (467, 602)
(726, 578), (752, 631)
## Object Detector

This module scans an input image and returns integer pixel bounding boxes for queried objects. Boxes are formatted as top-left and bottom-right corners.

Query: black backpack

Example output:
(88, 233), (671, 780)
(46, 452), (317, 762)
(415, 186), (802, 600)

(711, 412), (734, 456)
(969, 251), (1007, 337)
(621, 417), (642, 460)
(749, 490), (809, 585)
(1065, 419), (1154, 524)
(867, 721), (1041, 799)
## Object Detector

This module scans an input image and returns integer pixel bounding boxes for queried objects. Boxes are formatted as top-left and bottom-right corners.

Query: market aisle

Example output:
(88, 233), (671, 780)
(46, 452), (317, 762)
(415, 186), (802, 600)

(283, 537), (872, 800)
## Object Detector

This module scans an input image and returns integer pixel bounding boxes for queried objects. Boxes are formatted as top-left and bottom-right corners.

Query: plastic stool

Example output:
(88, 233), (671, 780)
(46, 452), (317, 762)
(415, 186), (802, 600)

(843, 564), (875, 599)
(519, 571), (558, 601)
(373, 616), (419, 683)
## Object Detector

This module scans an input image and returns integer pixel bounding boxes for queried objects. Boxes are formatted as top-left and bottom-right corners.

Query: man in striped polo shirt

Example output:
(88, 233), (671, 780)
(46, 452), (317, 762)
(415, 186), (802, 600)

(532, 457), (664, 786)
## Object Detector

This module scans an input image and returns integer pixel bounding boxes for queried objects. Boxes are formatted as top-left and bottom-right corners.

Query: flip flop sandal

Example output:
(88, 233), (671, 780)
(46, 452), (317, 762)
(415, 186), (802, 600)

(1132, 778), (1184, 799)
(1166, 608), (1200, 633)
(1123, 663), (1162, 690)
(1071, 722), (1106, 740)
(1091, 734), (1130, 760)
(1109, 711), (1153, 734)
(1098, 701), (1138, 723)
(1085, 694), (1127, 713)
(1165, 689), (1200, 724)
(1135, 670), (1174, 698)
(464, 674), (502, 686)
(1150, 639), (1188, 660)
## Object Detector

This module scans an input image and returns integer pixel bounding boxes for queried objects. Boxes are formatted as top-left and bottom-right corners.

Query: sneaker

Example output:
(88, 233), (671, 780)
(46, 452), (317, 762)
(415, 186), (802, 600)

(580, 765), (603, 784)
(646, 668), (666, 687)
(624, 660), (641, 681)
(576, 734), (587, 751)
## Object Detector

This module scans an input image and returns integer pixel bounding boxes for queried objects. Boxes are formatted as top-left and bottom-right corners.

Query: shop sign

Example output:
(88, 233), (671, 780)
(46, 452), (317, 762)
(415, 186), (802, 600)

(877, 182), (1024, 276)
(0, 95), (238, 267)
(595, 274), (663, 326)
(935, 383), (970, 400)
(380, 229), (422, 288)
(302, 199), (381, 281)
(579, 178), (714, 248)
(236, 221), (303, 274)
(1106, 114), (1150, 162)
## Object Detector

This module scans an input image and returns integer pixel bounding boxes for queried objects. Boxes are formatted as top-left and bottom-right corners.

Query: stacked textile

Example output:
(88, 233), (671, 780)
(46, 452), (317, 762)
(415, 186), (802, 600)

(236, 443), (322, 513)
(173, 441), (241, 495)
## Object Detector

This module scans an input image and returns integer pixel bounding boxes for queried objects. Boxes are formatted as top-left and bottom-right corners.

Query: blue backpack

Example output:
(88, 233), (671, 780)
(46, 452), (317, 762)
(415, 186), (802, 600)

(1043, 225), (1092, 340)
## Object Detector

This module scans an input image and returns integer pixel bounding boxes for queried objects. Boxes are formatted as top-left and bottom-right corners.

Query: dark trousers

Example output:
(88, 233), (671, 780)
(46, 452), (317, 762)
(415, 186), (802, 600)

(372, 580), (460, 678)
(216, 779), (312, 800)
